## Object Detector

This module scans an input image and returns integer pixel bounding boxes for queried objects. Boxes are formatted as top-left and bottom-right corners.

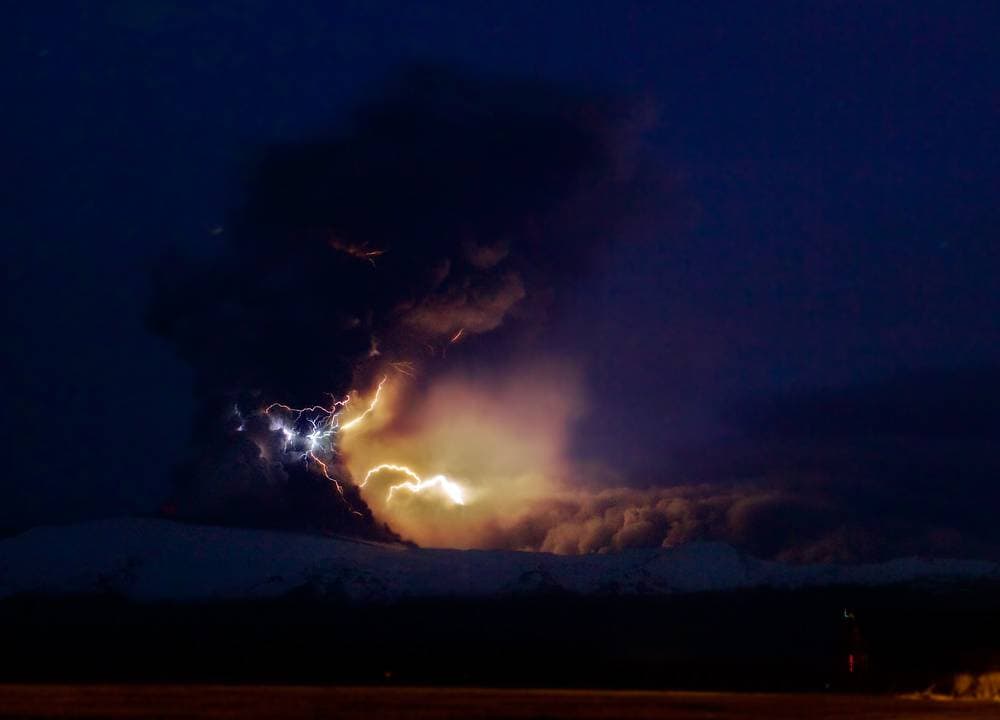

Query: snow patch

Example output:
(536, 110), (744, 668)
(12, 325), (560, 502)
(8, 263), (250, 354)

(0, 518), (997, 602)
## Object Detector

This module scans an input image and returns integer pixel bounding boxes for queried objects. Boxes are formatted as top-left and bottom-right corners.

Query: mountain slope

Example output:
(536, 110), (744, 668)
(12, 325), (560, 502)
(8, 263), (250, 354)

(1, 518), (997, 601)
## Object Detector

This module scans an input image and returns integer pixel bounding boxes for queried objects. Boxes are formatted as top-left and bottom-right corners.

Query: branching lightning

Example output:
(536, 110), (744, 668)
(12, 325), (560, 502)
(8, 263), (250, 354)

(236, 366), (467, 520)
(263, 394), (350, 458)
(259, 374), (386, 459)
(232, 374), (392, 510)
(307, 451), (363, 516)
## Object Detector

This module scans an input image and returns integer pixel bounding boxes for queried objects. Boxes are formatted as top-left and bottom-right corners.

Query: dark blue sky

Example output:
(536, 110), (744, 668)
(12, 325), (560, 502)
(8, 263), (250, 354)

(3, 2), (998, 544)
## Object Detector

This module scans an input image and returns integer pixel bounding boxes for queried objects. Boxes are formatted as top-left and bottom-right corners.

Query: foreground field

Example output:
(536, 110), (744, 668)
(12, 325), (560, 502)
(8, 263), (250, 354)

(0, 686), (994, 720)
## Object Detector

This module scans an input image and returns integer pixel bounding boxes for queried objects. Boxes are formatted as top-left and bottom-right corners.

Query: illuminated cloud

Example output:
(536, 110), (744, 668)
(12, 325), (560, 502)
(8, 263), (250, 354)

(342, 361), (582, 548)
(149, 64), (652, 536)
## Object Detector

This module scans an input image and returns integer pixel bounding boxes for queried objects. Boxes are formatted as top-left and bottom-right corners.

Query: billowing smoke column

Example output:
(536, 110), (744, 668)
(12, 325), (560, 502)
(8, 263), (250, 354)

(148, 65), (649, 538)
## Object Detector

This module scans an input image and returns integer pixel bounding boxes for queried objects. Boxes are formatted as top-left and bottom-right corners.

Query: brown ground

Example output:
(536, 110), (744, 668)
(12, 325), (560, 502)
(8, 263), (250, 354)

(0, 685), (995, 720)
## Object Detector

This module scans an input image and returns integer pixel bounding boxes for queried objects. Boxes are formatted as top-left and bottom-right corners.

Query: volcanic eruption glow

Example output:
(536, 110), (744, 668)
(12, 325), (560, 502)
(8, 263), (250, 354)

(339, 363), (583, 548)
(146, 64), (994, 563)
(254, 362), (580, 546)
(248, 364), (570, 545)
(149, 65), (674, 549)
(388, 475), (466, 506)
(376, 468), (467, 506)
(361, 463), (468, 507)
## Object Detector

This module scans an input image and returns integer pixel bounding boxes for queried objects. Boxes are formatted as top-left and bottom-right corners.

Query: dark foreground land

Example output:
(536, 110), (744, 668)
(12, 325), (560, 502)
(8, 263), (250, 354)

(0, 685), (996, 720)
(3, 583), (1000, 691)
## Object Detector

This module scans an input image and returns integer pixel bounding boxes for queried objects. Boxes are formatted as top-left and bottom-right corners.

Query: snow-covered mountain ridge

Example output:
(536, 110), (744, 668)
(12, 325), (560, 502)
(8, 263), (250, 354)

(0, 518), (996, 602)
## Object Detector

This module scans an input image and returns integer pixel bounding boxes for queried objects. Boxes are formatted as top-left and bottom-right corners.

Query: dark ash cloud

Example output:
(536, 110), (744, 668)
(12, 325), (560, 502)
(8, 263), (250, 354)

(487, 367), (1000, 562)
(721, 366), (1000, 560)
(148, 64), (656, 536)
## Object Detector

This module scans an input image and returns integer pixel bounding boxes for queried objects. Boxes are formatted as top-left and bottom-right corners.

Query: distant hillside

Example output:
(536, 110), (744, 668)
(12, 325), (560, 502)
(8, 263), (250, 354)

(2, 518), (998, 602)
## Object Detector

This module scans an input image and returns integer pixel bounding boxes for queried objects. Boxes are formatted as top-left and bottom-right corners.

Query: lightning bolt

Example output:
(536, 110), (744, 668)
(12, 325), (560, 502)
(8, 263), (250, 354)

(339, 375), (388, 432)
(249, 375), (390, 508)
(262, 394), (351, 456)
(362, 464), (466, 506)
(235, 362), (480, 523)
(264, 398), (349, 416)
(254, 398), (364, 515)
(361, 463), (423, 487)
(388, 475), (465, 505)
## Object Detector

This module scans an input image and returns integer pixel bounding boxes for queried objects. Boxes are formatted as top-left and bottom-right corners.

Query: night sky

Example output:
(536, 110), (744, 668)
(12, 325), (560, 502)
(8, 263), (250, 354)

(3, 2), (998, 559)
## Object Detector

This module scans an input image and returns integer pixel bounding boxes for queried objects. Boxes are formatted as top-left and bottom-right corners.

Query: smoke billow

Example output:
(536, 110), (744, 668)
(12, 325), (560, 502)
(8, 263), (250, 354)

(477, 484), (837, 558)
(475, 367), (1000, 562)
(148, 65), (654, 537)
(146, 64), (997, 561)
(342, 360), (1000, 561)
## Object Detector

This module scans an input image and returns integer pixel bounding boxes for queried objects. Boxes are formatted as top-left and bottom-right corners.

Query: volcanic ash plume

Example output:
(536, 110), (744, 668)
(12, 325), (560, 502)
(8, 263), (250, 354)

(340, 362), (584, 548)
(147, 65), (652, 538)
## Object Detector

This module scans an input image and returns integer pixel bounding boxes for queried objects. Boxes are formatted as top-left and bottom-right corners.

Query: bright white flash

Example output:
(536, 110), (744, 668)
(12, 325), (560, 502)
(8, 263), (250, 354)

(339, 376), (387, 432)
(364, 464), (466, 506)
(252, 378), (389, 483)
(387, 474), (466, 505)
(235, 374), (473, 519)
